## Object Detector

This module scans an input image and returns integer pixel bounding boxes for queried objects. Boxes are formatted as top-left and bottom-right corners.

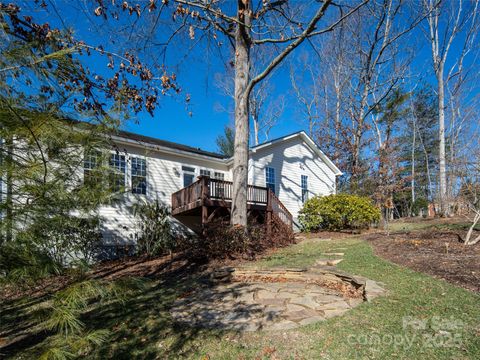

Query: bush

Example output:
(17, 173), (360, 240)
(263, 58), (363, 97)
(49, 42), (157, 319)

(197, 218), (295, 260)
(412, 198), (429, 216)
(299, 194), (380, 232)
(134, 200), (175, 256)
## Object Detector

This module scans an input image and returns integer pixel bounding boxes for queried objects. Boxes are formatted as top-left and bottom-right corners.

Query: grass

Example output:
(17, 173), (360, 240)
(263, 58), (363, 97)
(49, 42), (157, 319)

(2, 236), (480, 359)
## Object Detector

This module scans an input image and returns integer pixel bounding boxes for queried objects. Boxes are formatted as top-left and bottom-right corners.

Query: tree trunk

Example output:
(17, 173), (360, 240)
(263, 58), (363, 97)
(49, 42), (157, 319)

(5, 135), (13, 242)
(437, 65), (448, 216)
(252, 113), (259, 146)
(411, 117), (416, 215)
(464, 212), (480, 245)
(231, 0), (251, 227)
(334, 74), (341, 161)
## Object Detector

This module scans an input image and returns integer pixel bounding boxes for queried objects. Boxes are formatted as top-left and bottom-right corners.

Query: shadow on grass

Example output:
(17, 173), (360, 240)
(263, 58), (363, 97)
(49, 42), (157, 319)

(87, 261), (258, 359)
(1, 259), (231, 359)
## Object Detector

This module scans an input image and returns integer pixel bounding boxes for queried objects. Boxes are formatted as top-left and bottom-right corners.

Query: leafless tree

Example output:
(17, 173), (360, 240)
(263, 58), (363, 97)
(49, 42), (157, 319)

(290, 55), (322, 138)
(86, 0), (367, 227)
(422, 0), (480, 216)
(214, 71), (284, 146)
(296, 0), (423, 192)
(229, 0), (368, 226)
(458, 149), (480, 245)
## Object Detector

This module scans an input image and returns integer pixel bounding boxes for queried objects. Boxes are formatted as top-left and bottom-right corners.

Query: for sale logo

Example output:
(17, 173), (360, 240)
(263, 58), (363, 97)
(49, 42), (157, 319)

(346, 316), (464, 350)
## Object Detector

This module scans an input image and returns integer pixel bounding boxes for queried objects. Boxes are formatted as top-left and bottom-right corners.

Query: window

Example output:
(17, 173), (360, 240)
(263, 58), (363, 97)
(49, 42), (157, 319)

(265, 167), (275, 193)
(109, 153), (126, 192)
(200, 169), (211, 177)
(182, 166), (195, 187)
(212, 172), (226, 198)
(84, 150), (101, 186)
(131, 157), (147, 195)
(301, 175), (308, 203)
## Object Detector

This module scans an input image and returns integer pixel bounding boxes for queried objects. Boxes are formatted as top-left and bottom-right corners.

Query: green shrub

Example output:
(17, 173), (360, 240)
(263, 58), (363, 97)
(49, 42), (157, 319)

(133, 199), (175, 256)
(412, 197), (429, 216)
(299, 194), (380, 232)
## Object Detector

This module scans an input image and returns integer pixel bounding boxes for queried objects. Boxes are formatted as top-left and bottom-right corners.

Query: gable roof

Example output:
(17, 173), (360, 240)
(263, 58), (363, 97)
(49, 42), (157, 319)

(109, 126), (341, 176)
(114, 128), (227, 159)
(248, 131), (343, 176)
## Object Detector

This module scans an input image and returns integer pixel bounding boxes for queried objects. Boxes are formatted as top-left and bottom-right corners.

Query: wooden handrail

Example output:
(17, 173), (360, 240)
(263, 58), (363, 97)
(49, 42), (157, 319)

(172, 177), (292, 231)
(171, 178), (203, 210)
(268, 189), (293, 229)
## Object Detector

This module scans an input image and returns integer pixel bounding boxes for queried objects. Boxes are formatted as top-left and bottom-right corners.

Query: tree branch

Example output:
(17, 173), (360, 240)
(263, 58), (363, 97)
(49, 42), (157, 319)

(248, 0), (354, 95)
(252, 0), (367, 44)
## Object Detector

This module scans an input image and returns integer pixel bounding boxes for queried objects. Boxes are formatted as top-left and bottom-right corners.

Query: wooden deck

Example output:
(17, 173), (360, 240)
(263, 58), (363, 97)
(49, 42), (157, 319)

(171, 176), (293, 234)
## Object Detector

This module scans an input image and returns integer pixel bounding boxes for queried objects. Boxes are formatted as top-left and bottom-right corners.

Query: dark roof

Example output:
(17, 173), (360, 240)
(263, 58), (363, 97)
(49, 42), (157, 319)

(117, 129), (310, 160)
(250, 130), (305, 149)
(115, 128), (227, 159)
(68, 118), (305, 160)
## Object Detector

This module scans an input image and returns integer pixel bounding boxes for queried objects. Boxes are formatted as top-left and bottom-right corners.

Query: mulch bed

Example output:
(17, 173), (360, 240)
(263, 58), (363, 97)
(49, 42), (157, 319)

(364, 229), (480, 292)
(0, 252), (198, 302)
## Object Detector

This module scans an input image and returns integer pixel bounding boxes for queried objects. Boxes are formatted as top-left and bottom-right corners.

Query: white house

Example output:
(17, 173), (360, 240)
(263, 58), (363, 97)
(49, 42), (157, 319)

(95, 130), (342, 251)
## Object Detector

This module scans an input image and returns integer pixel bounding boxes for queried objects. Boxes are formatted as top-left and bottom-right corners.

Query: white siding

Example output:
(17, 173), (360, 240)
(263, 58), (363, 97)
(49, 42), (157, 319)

(86, 134), (338, 245)
(246, 137), (337, 222)
(97, 142), (229, 245)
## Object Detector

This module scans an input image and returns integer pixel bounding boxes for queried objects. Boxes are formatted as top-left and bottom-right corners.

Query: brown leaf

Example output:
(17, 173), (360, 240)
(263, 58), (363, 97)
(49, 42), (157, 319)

(148, 0), (157, 12)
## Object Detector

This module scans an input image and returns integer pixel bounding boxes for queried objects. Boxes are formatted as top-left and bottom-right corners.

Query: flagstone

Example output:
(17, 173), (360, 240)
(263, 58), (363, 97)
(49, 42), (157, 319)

(170, 263), (384, 332)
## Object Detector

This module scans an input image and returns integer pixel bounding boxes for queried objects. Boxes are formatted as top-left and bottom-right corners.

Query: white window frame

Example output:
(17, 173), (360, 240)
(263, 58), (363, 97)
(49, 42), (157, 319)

(200, 169), (211, 177)
(83, 149), (101, 185)
(301, 175), (308, 203)
(109, 153), (127, 192)
(214, 172), (225, 180)
(265, 166), (275, 194)
(131, 157), (147, 195)
(182, 165), (196, 187)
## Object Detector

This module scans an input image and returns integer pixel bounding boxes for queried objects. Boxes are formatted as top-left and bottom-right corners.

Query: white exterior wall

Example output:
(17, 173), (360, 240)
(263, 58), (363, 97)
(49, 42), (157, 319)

(89, 133), (338, 245)
(97, 141), (229, 245)
(246, 136), (337, 223)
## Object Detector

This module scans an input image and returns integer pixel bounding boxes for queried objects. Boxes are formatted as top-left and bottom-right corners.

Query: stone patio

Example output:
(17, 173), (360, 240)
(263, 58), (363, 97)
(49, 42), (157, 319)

(170, 262), (385, 331)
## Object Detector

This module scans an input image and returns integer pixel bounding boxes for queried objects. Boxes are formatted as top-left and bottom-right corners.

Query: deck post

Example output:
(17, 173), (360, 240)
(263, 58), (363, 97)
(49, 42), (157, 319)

(266, 189), (272, 238)
(200, 176), (209, 229)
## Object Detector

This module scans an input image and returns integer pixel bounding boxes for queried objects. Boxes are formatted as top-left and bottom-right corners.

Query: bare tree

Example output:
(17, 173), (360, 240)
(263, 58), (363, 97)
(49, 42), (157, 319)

(423, 0), (480, 216)
(458, 149), (480, 245)
(226, 0), (367, 226)
(250, 82), (284, 145)
(297, 0), (422, 192)
(214, 72), (284, 146)
(85, 0), (367, 227)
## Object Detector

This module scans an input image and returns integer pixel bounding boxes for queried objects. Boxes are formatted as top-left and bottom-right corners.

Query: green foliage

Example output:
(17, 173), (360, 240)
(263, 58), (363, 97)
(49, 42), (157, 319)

(411, 197), (429, 216)
(17, 216), (103, 266)
(0, 111), (109, 281)
(134, 199), (175, 256)
(215, 125), (235, 157)
(0, 241), (63, 285)
(299, 194), (381, 232)
(37, 278), (144, 359)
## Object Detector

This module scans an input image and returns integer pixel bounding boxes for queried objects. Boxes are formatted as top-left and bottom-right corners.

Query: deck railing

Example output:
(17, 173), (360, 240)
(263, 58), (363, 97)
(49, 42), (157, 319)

(208, 178), (269, 205)
(268, 189), (293, 229)
(171, 180), (202, 211)
(171, 176), (292, 230)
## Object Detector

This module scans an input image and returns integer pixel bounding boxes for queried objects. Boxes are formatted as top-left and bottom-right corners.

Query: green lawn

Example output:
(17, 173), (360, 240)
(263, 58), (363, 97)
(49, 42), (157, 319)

(3, 236), (480, 359)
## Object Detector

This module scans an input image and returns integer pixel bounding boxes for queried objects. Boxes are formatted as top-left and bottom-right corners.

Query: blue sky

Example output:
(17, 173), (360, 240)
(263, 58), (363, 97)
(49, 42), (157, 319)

(22, 0), (306, 153)
(18, 1), (478, 154)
